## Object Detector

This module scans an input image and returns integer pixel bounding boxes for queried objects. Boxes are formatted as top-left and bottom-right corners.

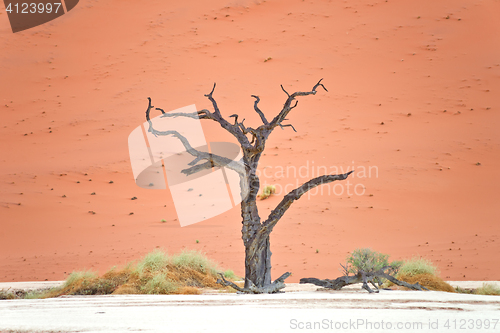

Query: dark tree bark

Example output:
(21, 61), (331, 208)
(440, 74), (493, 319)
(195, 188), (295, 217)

(300, 266), (429, 293)
(145, 80), (353, 293)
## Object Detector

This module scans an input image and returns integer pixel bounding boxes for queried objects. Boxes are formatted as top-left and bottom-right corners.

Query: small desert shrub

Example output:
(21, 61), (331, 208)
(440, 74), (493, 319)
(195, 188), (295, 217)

(142, 273), (177, 294)
(396, 257), (439, 277)
(345, 248), (403, 286)
(474, 283), (500, 296)
(258, 185), (276, 200)
(346, 248), (397, 274)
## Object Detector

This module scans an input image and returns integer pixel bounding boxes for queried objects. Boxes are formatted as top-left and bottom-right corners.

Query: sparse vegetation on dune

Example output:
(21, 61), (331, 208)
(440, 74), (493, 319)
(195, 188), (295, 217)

(0, 250), (240, 299)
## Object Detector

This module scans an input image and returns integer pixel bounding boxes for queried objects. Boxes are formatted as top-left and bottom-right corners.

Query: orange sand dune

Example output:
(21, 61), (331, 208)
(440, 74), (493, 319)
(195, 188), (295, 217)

(1, 0), (499, 283)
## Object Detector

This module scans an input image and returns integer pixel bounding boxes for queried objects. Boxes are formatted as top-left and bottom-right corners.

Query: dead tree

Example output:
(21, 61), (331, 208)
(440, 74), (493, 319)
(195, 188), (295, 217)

(300, 264), (429, 293)
(145, 80), (353, 293)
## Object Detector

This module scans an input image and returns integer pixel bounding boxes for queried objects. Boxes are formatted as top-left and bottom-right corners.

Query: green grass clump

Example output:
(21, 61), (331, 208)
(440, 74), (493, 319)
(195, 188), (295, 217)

(474, 283), (500, 296)
(171, 250), (218, 275)
(134, 249), (169, 276)
(396, 257), (439, 278)
(63, 270), (99, 288)
(142, 273), (178, 294)
(223, 270), (239, 280)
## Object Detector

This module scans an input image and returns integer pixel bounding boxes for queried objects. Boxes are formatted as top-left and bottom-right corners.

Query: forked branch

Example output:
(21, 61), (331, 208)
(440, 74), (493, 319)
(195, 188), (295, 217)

(267, 79), (328, 133)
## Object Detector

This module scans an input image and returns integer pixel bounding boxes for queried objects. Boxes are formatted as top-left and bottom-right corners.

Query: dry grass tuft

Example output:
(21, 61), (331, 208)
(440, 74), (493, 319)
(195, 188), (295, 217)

(395, 273), (455, 292)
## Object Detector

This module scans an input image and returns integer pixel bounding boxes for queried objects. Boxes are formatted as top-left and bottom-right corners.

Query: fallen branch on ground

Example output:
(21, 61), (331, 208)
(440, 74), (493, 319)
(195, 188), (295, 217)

(300, 266), (428, 293)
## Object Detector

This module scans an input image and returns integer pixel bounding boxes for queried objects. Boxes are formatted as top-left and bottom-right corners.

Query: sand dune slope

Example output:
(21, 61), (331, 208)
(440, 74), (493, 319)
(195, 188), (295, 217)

(0, 0), (499, 282)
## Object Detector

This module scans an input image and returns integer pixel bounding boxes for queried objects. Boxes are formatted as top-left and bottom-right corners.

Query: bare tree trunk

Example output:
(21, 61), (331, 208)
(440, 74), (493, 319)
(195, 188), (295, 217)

(240, 169), (272, 289)
(244, 235), (271, 288)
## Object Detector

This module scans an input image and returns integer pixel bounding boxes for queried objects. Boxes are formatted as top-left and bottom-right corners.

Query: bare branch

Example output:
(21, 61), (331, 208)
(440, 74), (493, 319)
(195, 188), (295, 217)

(280, 85), (290, 97)
(238, 118), (247, 133)
(340, 262), (350, 276)
(251, 95), (268, 125)
(145, 97), (155, 121)
(260, 171), (354, 235)
(217, 273), (246, 293)
(145, 97), (255, 153)
(180, 161), (213, 176)
(146, 117), (245, 177)
(204, 83), (221, 117)
(279, 123), (297, 132)
(313, 78), (328, 92)
(229, 114), (239, 125)
(268, 79), (328, 133)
